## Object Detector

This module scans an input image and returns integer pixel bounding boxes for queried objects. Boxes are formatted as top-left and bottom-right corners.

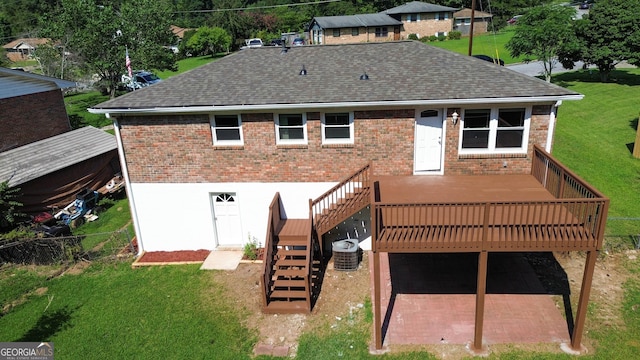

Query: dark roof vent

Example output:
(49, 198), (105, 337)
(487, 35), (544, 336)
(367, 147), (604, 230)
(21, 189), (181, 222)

(299, 65), (307, 76)
(359, 71), (369, 80)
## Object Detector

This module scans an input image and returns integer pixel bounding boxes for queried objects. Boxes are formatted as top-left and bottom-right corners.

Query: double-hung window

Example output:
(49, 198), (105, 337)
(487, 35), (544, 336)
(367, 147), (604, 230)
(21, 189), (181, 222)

(407, 13), (419, 22)
(275, 113), (307, 145)
(352, 27), (359, 36)
(436, 12), (448, 21)
(375, 27), (388, 37)
(322, 112), (354, 144)
(460, 107), (529, 153)
(211, 114), (243, 146)
(333, 29), (340, 37)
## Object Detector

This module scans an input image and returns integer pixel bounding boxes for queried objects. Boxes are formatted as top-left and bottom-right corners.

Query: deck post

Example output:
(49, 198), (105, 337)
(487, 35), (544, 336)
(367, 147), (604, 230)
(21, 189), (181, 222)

(473, 250), (488, 350)
(373, 250), (383, 349)
(571, 250), (598, 351)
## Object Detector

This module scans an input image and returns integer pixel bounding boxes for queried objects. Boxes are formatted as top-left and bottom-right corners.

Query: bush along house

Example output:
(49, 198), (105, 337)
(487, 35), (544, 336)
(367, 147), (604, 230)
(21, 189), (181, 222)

(91, 41), (608, 353)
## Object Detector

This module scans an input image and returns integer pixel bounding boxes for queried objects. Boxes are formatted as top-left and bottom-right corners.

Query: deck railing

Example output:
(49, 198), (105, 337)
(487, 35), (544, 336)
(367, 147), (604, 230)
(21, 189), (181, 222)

(311, 162), (371, 235)
(261, 192), (282, 308)
(373, 146), (609, 253)
(532, 145), (605, 200)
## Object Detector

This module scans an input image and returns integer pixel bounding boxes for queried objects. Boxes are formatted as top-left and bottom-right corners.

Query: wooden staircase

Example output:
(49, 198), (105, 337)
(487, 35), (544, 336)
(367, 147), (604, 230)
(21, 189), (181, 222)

(261, 163), (372, 314)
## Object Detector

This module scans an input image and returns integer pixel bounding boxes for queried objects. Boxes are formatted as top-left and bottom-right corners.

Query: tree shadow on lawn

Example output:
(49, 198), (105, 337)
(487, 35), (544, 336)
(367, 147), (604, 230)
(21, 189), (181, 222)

(553, 68), (640, 88)
(15, 305), (77, 342)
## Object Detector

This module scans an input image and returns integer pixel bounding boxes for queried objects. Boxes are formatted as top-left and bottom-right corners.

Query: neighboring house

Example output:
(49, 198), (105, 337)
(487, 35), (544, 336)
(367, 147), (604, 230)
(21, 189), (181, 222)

(453, 8), (493, 36)
(2, 38), (50, 62)
(309, 14), (403, 45)
(0, 67), (75, 152)
(90, 41), (607, 352)
(309, 1), (458, 44)
(383, 1), (458, 39)
(0, 126), (120, 214)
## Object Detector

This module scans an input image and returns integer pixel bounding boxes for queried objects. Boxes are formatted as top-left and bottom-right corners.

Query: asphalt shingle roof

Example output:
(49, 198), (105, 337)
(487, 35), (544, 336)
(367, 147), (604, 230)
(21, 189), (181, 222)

(0, 126), (117, 187)
(383, 1), (458, 14)
(312, 14), (402, 29)
(92, 41), (580, 112)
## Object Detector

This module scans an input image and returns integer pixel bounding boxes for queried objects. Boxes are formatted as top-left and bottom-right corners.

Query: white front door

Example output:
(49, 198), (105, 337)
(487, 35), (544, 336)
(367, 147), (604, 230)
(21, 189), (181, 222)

(212, 193), (243, 247)
(414, 109), (443, 172)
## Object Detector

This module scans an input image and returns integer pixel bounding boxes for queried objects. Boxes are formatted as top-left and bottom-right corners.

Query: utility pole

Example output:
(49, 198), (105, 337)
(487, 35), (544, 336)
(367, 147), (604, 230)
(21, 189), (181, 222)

(468, 0), (476, 56)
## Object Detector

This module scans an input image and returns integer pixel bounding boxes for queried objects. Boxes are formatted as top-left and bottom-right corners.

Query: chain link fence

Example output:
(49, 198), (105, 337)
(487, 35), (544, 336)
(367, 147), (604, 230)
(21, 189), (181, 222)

(0, 229), (135, 269)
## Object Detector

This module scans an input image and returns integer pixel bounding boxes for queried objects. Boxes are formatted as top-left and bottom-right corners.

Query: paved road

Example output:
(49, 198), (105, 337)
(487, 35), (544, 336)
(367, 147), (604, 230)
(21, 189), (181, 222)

(506, 61), (588, 77)
(507, 60), (634, 77)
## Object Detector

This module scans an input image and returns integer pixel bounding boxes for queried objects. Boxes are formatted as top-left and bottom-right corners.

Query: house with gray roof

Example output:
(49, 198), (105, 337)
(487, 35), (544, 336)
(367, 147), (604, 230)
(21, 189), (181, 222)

(309, 1), (458, 44)
(0, 67), (76, 152)
(89, 40), (582, 255)
(309, 14), (403, 44)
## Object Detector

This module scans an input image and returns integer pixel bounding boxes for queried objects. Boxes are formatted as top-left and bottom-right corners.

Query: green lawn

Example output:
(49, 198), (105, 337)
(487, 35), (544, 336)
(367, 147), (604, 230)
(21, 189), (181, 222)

(551, 68), (640, 242)
(155, 54), (224, 80)
(427, 27), (527, 64)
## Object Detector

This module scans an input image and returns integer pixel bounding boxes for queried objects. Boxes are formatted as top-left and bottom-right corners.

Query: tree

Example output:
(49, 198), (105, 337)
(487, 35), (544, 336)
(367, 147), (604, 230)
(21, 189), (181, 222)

(41, 0), (176, 98)
(505, 5), (577, 82)
(559, 0), (640, 82)
(0, 181), (24, 230)
(185, 27), (232, 57)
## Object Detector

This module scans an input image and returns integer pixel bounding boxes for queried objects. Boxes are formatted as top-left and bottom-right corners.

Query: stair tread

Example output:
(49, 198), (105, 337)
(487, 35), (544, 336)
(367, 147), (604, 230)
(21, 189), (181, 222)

(263, 301), (309, 314)
(270, 289), (308, 298)
(275, 249), (307, 257)
(273, 279), (307, 287)
(275, 259), (307, 267)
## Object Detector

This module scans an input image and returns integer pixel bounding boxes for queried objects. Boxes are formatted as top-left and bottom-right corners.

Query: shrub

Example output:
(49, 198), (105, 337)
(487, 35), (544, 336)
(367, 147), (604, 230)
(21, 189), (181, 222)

(243, 236), (260, 260)
(448, 31), (461, 40)
(437, 34), (446, 41)
(428, 35), (438, 42)
(407, 33), (419, 40)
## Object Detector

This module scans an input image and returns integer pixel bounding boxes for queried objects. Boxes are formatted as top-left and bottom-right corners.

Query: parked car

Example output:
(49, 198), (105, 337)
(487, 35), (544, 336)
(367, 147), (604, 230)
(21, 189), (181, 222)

(472, 54), (505, 66)
(292, 38), (305, 46)
(269, 39), (284, 47)
(507, 15), (522, 25)
(121, 70), (161, 91)
(242, 38), (263, 49)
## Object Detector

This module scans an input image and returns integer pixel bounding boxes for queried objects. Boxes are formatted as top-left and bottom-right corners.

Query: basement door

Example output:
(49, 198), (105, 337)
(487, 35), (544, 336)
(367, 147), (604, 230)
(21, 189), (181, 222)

(211, 193), (243, 247)
(414, 109), (443, 172)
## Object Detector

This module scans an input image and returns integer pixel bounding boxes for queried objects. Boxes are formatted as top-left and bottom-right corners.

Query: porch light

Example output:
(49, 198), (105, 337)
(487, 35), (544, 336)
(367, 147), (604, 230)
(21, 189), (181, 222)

(299, 65), (307, 76)
(451, 111), (459, 125)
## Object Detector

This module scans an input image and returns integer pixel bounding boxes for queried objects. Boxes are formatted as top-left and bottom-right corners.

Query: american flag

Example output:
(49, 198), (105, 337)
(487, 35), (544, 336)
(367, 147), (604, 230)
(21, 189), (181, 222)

(125, 48), (132, 78)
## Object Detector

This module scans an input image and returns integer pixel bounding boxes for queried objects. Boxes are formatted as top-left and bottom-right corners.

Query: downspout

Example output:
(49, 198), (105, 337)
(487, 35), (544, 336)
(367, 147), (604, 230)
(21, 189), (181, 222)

(545, 100), (562, 153)
(108, 113), (145, 256)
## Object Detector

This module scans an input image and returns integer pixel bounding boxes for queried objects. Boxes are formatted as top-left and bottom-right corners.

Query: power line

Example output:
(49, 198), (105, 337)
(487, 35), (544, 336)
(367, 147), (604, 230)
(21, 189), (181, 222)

(173, 0), (341, 13)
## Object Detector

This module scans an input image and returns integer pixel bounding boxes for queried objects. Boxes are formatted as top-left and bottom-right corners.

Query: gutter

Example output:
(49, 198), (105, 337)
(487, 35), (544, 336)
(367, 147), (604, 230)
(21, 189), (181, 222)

(109, 114), (145, 257)
(89, 95), (584, 115)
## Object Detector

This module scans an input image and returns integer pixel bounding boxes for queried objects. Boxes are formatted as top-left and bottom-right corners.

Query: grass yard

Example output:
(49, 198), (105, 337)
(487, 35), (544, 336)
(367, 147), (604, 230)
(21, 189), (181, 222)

(427, 27), (527, 65)
(154, 54), (223, 79)
(0, 263), (256, 359)
(551, 68), (640, 240)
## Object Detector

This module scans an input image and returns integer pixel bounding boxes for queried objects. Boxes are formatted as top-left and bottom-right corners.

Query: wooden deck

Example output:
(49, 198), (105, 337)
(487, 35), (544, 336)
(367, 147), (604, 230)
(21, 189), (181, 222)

(372, 173), (607, 253)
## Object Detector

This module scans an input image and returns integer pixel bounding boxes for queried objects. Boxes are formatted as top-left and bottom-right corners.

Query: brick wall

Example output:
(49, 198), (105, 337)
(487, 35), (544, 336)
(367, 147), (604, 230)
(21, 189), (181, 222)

(402, 16), (454, 38)
(119, 105), (553, 182)
(444, 105), (552, 175)
(120, 110), (415, 183)
(320, 27), (397, 45)
(0, 90), (71, 151)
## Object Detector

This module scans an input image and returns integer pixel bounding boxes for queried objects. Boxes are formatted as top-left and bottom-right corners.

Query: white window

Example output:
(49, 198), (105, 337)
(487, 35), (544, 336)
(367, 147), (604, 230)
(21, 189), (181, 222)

(275, 113), (307, 145)
(407, 13), (419, 22)
(436, 12), (449, 21)
(460, 107), (530, 153)
(322, 112), (354, 144)
(211, 114), (243, 146)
